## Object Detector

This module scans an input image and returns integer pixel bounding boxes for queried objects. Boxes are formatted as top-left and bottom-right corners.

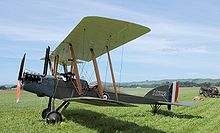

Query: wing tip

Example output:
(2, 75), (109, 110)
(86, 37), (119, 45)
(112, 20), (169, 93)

(82, 16), (151, 33)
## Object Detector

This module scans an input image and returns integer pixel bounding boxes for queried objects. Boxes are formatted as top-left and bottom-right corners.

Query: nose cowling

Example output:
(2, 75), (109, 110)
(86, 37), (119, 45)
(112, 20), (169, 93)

(22, 74), (55, 98)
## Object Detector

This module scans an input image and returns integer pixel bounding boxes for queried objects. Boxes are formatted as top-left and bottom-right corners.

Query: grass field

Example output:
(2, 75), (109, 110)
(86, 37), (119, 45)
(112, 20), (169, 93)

(0, 87), (220, 133)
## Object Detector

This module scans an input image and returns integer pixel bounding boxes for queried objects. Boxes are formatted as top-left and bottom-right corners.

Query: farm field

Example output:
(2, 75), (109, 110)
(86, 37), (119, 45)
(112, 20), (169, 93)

(0, 87), (220, 133)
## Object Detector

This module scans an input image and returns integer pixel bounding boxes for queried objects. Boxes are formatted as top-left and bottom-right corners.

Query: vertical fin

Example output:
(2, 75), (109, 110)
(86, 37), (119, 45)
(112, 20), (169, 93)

(144, 85), (169, 101)
(168, 83), (173, 102)
(171, 81), (176, 103)
(167, 83), (173, 110)
(171, 81), (179, 103)
(175, 81), (179, 102)
(167, 81), (179, 110)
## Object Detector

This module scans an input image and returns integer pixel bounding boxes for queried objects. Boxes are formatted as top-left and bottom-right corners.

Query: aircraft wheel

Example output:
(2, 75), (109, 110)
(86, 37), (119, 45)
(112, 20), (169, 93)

(46, 111), (62, 124)
(42, 108), (50, 119)
(103, 92), (110, 100)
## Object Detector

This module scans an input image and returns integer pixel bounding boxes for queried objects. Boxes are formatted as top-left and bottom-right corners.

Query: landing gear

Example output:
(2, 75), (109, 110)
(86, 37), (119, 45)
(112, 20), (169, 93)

(93, 85), (110, 100)
(150, 104), (161, 114)
(41, 97), (70, 124)
(41, 97), (52, 119)
(103, 92), (110, 100)
(46, 111), (62, 124)
(42, 108), (50, 119)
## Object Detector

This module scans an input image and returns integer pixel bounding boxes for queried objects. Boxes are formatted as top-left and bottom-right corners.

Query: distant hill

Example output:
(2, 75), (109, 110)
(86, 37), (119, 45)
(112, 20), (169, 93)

(120, 78), (220, 85)
(0, 84), (16, 90)
(101, 78), (220, 88)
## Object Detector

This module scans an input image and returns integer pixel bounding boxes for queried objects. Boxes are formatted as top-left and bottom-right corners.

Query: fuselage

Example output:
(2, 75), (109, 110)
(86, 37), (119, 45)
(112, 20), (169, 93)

(22, 72), (149, 104)
(22, 72), (96, 99)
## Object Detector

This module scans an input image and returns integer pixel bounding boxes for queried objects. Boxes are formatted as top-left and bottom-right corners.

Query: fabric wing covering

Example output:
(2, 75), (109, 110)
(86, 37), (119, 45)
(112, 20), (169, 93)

(50, 16), (151, 65)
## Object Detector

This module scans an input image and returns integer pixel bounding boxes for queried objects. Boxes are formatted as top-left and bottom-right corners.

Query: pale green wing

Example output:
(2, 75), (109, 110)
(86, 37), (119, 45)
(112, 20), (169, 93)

(41, 54), (84, 65)
(51, 16), (151, 63)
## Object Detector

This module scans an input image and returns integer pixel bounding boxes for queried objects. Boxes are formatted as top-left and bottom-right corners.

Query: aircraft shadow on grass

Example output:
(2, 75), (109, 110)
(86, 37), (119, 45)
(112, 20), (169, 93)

(63, 109), (165, 133)
(155, 110), (203, 119)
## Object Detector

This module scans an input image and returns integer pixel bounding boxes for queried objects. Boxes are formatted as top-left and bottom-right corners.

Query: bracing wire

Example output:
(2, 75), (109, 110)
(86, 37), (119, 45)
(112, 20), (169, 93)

(88, 53), (102, 83)
(88, 46), (106, 83)
(81, 28), (96, 83)
(119, 46), (124, 88)
(80, 51), (91, 81)
(104, 37), (111, 90)
(79, 27), (86, 79)
(82, 63), (91, 82)
(104, 55), (109, 89)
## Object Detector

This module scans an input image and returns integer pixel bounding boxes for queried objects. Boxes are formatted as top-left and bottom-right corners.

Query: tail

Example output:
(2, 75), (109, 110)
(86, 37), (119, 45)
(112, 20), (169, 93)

(144, 81), (179, 110)
(167, 81), (179, 110)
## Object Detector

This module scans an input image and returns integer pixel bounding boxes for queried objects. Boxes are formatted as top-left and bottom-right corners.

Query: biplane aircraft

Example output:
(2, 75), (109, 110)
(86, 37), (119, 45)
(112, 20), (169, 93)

(16, 16), (199, 124)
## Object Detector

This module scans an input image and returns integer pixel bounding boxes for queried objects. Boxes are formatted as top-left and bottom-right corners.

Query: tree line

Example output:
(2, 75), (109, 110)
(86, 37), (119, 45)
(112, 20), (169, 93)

(0, 85), (17, 90)
(119, 81), (220, 88)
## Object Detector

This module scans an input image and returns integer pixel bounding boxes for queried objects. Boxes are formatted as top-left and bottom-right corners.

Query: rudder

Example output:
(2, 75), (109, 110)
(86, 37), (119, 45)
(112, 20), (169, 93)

(167, 81), (179, 110)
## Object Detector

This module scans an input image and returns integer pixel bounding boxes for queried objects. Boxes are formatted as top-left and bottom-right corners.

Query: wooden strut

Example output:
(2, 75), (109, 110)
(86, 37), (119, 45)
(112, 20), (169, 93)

(53, 55), (59, 79)
(90, 48), (104, 98)
(106, 46), (118, 101)
(69, 44), (83, 96)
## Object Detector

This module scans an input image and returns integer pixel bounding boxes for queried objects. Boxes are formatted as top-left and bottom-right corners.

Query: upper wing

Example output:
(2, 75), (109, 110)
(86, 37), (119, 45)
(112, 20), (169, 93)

(51, 16), (150, 64)
(63, 97), (137, 107)
(42, 54), (85, 66)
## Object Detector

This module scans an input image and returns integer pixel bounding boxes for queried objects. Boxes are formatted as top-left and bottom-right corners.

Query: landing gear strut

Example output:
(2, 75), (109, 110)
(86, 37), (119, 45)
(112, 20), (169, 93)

(150, 104), (161, 114)
(41, 97), (70, 124)
(41, 97), (52, 119)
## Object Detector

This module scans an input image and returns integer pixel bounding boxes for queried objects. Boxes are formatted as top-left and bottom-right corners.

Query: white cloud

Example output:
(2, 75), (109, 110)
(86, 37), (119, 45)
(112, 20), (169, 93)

(158, 46), (209, 54)
(1, 0), (220, 84)
(0, 25), (64, 41)
(122, 38), (210, 56)
(1, 0), (219, 45)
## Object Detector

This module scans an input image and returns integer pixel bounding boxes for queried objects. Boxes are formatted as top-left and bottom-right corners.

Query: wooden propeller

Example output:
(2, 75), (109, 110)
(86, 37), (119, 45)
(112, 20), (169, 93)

(16, 53), (26, 103)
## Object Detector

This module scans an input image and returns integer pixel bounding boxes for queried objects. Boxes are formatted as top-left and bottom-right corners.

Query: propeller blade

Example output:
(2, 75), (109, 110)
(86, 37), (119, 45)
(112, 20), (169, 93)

(18, 53), (26, 80)
(16, 53), (26, 103)
(16, 80), (21, 103)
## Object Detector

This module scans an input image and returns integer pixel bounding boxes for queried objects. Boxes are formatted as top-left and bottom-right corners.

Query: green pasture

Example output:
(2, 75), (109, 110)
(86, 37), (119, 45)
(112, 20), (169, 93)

(0, 87), (220, 133)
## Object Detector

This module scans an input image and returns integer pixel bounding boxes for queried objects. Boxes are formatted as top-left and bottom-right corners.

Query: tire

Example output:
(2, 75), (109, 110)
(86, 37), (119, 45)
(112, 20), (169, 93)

(46, 111), (62, 124)
(42, 108), (50, 119)
(103, 92), (110, 100)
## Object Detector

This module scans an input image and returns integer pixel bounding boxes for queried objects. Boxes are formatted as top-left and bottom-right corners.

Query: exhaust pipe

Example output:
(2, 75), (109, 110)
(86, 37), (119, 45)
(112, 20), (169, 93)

(42, 46), (50, 77)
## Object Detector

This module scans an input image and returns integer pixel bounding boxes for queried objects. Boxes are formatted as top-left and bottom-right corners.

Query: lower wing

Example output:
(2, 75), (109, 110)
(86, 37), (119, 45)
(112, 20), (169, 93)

(63, 97), (137, 107)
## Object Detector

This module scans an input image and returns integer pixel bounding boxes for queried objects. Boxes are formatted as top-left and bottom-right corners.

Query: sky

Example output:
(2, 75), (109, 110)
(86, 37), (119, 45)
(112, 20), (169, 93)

(0, 0), (220, 85)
